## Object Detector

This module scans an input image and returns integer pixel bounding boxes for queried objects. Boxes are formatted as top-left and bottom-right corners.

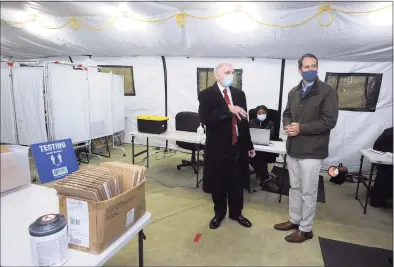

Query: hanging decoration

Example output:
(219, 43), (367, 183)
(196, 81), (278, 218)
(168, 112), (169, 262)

(0, 3), (392, 30)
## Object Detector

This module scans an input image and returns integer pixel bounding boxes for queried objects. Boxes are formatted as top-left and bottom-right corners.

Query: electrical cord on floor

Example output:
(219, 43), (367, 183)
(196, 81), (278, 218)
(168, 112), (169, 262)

(320, 168), (375, 184)
(154, 148), (177, 161)
(146, 175), (199, 190)
(133, 147), (178, 165)
(150, 202), (209, 225)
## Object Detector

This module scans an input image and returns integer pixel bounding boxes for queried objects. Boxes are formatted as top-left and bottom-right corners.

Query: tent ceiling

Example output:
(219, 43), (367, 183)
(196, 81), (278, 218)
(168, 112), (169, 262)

(1, 1), (392, 61)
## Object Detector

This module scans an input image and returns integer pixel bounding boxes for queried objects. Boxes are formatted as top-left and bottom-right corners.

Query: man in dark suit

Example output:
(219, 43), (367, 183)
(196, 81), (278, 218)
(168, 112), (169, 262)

(198, 62), (255, 230)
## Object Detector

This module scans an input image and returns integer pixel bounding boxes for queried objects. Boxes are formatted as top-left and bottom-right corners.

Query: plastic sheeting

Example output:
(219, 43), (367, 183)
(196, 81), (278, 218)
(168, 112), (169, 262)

(1, 2), (392, 61)
(0, 69), (17, 144)
(281, 60), (393, 172)
(87, 70), (113, 139)
(111, 75), (125, 133)
(72, 56), (165, 147)
(48, 64), (90, 143)
(12, 67), (47, 145)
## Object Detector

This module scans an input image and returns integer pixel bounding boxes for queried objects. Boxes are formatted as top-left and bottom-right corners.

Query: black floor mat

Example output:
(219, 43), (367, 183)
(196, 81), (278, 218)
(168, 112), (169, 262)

(319, 237), (393, 267)
(270, 165), (326, 203)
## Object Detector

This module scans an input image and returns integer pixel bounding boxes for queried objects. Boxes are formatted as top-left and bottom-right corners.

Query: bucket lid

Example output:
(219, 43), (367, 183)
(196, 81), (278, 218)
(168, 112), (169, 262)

(137, 115), (169, 121)
(29, 214), (67, 237)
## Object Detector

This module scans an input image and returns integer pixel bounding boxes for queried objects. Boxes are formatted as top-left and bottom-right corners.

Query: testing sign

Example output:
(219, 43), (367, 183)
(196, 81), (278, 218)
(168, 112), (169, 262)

(31, 138), (79, 184)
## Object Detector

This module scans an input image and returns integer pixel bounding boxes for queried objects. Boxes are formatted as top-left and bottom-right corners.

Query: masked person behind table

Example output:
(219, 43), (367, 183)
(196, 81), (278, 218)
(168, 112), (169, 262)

(249, 105), (280, 192)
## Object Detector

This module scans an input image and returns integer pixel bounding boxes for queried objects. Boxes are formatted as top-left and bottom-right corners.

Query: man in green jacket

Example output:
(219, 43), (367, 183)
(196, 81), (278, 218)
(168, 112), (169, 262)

(274, 54), (339, 243)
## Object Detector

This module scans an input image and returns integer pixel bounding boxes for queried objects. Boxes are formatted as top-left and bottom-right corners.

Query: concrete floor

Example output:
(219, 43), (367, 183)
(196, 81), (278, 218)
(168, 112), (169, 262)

(31, 144), (393, 266)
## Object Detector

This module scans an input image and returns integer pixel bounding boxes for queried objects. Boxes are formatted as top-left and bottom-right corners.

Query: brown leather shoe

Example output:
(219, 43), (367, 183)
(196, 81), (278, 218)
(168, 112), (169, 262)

(285, 230), (313, 243)
(274, 221), (299, 231)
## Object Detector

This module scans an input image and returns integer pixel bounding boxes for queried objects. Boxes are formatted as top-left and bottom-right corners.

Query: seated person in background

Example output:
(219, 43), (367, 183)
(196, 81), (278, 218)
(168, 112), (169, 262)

(370, 127), (393, 208)
(249, 105), (280, 192)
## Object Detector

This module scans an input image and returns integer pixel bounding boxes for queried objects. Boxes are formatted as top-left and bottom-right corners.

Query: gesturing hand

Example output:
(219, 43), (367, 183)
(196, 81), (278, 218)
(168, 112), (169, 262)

(228, 105), (247, 121)
(248, 150), (256, 158)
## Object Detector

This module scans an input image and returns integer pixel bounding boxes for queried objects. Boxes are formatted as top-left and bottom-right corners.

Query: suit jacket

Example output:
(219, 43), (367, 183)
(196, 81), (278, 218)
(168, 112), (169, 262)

(198, 82), (253, 194)
(283, 78), (338, 159)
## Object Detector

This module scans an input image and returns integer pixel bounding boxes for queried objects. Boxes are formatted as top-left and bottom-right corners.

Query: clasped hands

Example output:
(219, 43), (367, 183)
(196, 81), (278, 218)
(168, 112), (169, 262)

(285, 122), (300, 137)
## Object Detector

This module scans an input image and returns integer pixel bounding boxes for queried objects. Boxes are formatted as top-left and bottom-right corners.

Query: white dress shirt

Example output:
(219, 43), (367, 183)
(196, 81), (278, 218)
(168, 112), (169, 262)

(217, 82), (239, 136)
(302, 80), (315, 95)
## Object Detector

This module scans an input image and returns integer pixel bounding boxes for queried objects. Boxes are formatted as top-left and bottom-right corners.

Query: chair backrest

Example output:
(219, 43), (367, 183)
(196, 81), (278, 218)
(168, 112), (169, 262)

(175, 112), (202, 150)
(249, 108), (257, 121)
(249, 108), (281, 141)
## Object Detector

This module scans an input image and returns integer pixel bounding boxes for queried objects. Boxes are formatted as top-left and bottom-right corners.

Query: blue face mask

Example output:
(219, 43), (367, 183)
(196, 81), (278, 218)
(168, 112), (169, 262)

(222, 75), (234, 88)
(301, 70), (318, 82)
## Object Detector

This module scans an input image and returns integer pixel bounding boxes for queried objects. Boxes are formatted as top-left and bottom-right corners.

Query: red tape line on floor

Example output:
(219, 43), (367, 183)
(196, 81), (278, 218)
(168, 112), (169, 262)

(193, 233), (202, 242)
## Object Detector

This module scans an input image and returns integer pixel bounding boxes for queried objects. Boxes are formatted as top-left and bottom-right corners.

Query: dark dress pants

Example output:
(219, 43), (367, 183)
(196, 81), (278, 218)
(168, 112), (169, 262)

(370, 164), (393, 206)
(211, 143), (244, 219)
(249, 151), (269, 182)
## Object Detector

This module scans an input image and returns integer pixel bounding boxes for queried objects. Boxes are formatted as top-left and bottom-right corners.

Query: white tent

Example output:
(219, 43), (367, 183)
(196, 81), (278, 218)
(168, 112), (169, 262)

(1, 1), (392, 171)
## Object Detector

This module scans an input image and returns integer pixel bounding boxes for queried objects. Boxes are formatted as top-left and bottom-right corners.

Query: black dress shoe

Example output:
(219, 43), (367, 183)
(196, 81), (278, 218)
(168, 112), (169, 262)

(230, 215), (252, 228)
(209, 216), (223, 229)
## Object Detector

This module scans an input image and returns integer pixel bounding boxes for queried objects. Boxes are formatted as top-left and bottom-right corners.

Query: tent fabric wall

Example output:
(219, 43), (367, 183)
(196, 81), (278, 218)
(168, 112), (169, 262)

(111, 75), (125, 133)
(165, 57), (282, 148)
(0, 69), (17, 144)
(88, 70), (114, 139)
(74, 56), (165, 147)
(281, 60), (393, 172)
(12, 67), (47, 145)
(24, 56), (392, 172)
(49, 64), (91, 143)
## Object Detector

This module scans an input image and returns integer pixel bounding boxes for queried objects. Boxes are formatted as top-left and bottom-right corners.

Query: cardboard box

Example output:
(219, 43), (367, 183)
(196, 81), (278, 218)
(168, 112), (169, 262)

(1, 145), (31, 193)
(57, 166), (146, 254)
(1, 145), (10, 153)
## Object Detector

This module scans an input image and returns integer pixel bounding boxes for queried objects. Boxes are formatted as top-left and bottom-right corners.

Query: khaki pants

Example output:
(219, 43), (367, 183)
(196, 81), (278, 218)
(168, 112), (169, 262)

(287, 155), (323, 232)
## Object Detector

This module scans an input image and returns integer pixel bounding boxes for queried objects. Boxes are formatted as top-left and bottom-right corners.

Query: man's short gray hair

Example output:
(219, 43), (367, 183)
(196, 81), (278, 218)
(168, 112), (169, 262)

(214, 62), (233, 73)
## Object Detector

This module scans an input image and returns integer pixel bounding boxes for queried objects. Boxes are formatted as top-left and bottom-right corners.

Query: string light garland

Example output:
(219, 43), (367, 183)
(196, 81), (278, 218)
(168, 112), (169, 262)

(0, 3), (392, 30)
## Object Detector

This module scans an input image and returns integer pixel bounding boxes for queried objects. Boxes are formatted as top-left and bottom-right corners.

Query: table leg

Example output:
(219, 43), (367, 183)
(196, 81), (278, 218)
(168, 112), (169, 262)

(132, 136), (135, 164)
(277, 154), (286, 203)
(146, 137), (149, 168)
(196, 145), (200, 188)
(355, 155), (364, 200)
(138, 230), (146, 267)
(364, 164), (375, 214)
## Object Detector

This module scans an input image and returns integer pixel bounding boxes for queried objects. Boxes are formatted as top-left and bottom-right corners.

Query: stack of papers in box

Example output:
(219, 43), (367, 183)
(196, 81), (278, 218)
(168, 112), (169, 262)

(54, 163), (146, 201)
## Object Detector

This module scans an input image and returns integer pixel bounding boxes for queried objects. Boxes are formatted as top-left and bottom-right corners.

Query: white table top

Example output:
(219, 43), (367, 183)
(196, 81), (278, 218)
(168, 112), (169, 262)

(1, 184), (152, 266)
(131, 130), (205, 144)
(131, 130), (287, 154)
(254, 141), (287, 154)
(360, 149), (393, 165)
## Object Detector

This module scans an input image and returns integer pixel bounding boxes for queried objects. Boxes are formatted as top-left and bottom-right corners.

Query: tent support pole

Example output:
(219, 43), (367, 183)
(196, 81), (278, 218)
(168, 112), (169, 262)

(8, 64), (19, 145)
(278, 59), (286, 116)
(161, 56), (169, 151)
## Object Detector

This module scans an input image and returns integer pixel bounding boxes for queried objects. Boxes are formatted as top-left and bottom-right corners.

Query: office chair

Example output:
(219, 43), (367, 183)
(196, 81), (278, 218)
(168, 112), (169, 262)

(246, 108), (282, 192)
(175, 112), (204, 174)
